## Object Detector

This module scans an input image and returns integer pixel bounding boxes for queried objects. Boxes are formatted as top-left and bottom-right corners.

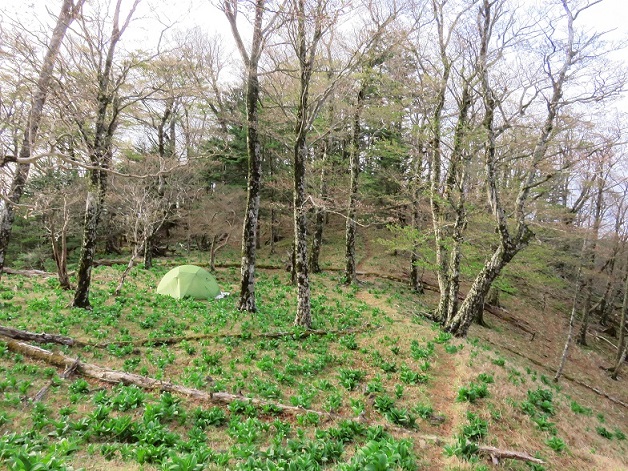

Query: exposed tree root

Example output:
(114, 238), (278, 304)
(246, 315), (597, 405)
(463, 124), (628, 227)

(0, 324), (373, 350)
(1, 334), (545, 465)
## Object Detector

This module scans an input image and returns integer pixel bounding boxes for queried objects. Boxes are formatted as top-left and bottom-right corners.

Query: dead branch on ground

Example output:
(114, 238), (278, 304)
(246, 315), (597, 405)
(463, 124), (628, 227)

(1, 334), (545, 465)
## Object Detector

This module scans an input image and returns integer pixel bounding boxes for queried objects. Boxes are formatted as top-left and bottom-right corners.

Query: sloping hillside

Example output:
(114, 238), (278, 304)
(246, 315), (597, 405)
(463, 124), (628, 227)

(0, 229), (626, 470)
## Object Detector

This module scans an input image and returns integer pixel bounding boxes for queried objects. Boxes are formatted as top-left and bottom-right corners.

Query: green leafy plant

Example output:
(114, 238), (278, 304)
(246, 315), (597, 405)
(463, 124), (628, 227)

(193, 407), (226, 429)
(462, 413), (488, 441)
(444, 434), (480, 461)
(339, 334), (358, 350)
(338, 369), (366, 391)
(596, 426), (613, 439)
(457, 382), (489, 403)
(399, 365), (428, 385)
(545, 436), (566, 452)
(570, 401), (592, 416)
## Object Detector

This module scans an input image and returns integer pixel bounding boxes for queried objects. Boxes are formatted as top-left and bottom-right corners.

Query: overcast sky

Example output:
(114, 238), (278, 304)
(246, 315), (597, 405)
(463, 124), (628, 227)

(2, 0), (627, 106)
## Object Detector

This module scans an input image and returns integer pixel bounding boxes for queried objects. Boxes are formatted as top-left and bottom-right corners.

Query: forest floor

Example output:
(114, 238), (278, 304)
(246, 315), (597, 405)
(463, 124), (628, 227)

(0, 226), (627, 470)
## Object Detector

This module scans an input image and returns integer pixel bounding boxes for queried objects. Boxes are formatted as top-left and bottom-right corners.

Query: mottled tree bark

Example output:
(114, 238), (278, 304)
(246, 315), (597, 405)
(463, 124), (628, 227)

(292, 0), (322, 328)
(310, 143), (328, 273)
(143, 235), (154, 270)
(444, 0), (576, 337)
(293, 140), (312, 328)
(577, 169), (604, 346)
(442, 82), (471, 326)
(224, 0), (265, 313)
(73, 169), (108, 308)
(610, 268), (628, 380)
(444, 243), (518, 335)
(428, 9), (451, 321)
(73, 0), (140, 308)
(290, 0), (333, 327)
(0, 0), (84, 276)
(344, 85), (365, 285)
(410, 143), (424, 293)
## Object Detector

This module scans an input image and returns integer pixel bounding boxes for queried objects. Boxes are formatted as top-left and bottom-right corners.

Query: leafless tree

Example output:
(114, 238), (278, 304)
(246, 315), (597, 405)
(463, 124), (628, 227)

(0, 0), (85, 276)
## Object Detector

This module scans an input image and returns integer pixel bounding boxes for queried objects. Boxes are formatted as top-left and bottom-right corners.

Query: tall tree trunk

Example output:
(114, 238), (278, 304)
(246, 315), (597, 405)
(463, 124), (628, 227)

(73, 170), (108, 308)
(293, 139), (311, 328)
(224, 0), (265, 313)
(577, 170), (604, 346)
(292, 0), (323, 328)
(444, 242), (517, 335)
(444, 215), (464, 325)
(444, 0), (576, 337)
(143, 234), (153, 269)
(344, 85), (365, 285)
(443, 82), (471, 326)
(310, 143), (328, 273)
(73, 0), (139, 309)
(0, 0), (83, 276)
(290, 239), (297, 286)
(410, 144), (424, 293)
(293, 0), (310, 327)
(555, 257), (585, 382)
(610, 268), (628, 380)
(428, 0), (453, 322)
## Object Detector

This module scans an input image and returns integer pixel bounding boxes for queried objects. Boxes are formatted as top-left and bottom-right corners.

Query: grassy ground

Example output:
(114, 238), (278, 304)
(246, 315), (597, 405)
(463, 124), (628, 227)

(0, 225), (627, 470)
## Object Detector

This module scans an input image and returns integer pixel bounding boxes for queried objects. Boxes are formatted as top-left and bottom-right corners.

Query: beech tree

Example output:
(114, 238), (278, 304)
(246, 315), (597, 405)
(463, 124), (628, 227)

(63, 0), (142, 308)
(0, 0), (85, 276)
(440, 0), (623, 336)
(222, 0), (284, 313)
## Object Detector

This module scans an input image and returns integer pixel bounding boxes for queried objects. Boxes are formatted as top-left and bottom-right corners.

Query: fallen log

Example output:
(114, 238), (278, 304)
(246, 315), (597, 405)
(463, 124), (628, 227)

(0, 324), (372, 350)
(1, 334), (329, 416)
(483, 339), (628, 409)
(478, 446), (544, 465)
(568, 378), (628, 409)
(0, 325), (80, 346)
(92, 259), (128, 267)
(1, 267), (53, 277)
(89, 325), (373, 349)
(32, 358), (79, 403)
(1, 334), (545, 465)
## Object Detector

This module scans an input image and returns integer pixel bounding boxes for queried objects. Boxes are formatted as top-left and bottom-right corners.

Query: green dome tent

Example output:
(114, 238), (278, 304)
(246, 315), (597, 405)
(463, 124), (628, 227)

(156, 265), (220, 300)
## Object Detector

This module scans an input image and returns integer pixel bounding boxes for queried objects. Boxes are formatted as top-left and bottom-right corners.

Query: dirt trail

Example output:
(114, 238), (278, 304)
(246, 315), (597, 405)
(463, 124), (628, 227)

(355, 289), (468, 469)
